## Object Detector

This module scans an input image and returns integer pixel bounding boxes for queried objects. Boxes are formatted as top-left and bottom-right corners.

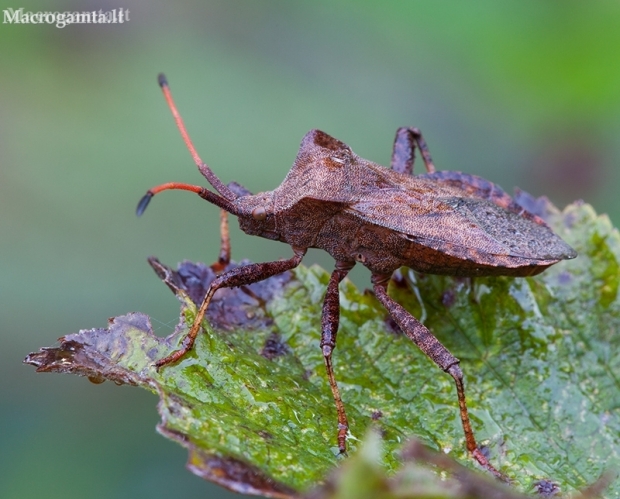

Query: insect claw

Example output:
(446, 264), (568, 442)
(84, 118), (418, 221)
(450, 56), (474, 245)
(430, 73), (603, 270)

(136, 191), (153, 216)
(472, 448), (510, 483)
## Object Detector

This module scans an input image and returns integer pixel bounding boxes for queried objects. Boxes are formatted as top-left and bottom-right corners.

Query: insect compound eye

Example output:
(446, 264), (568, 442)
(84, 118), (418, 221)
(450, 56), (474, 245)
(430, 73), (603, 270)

(252, 206), (267, 221)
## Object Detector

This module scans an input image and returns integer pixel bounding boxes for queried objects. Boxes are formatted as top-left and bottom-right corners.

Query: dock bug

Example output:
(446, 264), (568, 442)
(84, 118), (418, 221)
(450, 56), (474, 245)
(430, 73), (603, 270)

(137, 74), (577, 479)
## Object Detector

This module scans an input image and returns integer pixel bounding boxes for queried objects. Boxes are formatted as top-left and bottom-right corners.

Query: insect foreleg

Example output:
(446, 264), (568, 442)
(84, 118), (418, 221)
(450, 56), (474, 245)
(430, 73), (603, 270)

(210, 209), (231, 273)
(155, 248), (307, 369)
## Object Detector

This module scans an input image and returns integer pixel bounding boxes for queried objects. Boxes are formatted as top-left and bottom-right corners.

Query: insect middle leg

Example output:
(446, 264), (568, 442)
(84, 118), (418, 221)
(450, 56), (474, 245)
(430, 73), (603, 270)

(371, 273), (505, 481)
(391, 127), (436, 175)
(320, 261), (355, 453)
(155, 247), (307, 369)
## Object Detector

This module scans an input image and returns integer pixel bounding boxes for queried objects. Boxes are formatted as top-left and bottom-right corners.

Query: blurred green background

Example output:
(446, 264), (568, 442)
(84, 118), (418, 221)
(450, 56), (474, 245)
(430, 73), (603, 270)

(2, 1), (620, 498)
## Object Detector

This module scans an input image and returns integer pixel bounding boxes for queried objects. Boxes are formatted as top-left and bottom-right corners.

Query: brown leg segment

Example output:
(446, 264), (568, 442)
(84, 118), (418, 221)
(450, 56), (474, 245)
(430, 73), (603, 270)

(155, 248), (307, 369)
(320, 261), (355, 453)
(371, 274), (506, 481)
(210, 209), (231, 273)
(391, 127), (436, 175)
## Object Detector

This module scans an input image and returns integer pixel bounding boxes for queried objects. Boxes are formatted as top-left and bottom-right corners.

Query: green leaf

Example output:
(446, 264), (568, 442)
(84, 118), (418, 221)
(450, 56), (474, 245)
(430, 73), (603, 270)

(25, 200), (620, 498)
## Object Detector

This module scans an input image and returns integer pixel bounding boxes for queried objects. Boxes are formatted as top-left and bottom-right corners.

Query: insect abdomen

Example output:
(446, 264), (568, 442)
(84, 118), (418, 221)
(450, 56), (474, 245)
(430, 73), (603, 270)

(448, 197), (576, 261)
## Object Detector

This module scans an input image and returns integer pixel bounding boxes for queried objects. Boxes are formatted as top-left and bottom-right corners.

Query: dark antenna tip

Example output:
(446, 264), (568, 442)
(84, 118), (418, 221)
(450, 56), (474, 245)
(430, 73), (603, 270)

(136, 192), (154, 216)
(157, 73), (168, 88)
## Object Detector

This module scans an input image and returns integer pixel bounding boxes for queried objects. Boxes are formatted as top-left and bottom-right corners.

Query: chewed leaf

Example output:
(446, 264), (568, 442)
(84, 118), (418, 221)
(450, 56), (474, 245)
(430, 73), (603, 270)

(24, 199), (620, 498)
(24, 316), (308, 497)
(25, 313), (150, 386)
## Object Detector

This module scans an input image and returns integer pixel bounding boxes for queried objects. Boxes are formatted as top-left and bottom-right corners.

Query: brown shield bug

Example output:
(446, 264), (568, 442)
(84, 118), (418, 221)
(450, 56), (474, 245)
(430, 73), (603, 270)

(137, 74), (577, 479)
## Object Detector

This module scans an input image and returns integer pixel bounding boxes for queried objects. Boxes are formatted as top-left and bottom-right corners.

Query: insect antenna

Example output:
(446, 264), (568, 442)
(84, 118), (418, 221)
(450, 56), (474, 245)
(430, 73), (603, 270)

(157, 73), (237, 201)
(136, 74), (242, 217)
(136, 182), (239, 217)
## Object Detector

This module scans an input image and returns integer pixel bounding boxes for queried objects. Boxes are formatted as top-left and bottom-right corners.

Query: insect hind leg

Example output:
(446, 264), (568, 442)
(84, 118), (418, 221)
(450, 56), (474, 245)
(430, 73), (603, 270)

(390, 127), (436, 175)
(371, 274), (507, 481)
